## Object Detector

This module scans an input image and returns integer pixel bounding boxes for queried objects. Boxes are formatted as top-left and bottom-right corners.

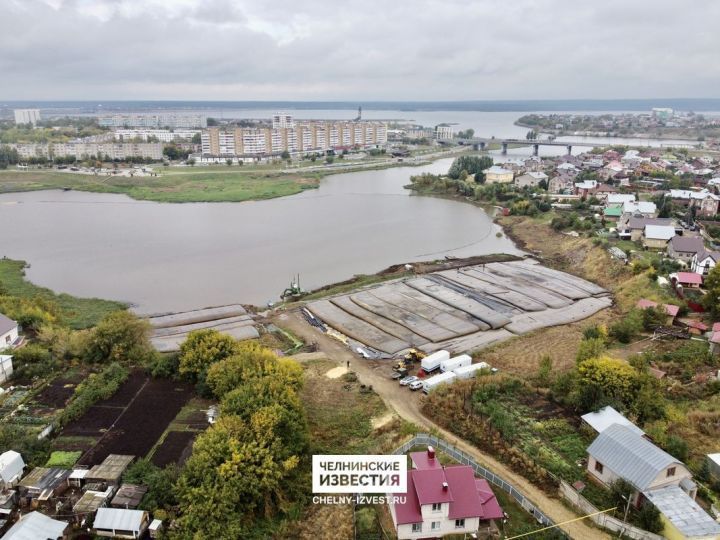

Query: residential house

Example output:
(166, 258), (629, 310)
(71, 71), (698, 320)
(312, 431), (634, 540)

(1, 511), (69, 540)
(482, 166), (514, 184)
(556, 161), (579, 175)
(590, 183), (619, 201)
(580, 406), (644, 437)
(0, 314), (19, 350)
(515, 171), (547, 188)
(623, 200), (658, 219)
(606, 193), (636, 206)
(0, 355), (12, 384)
(574, 180), (598, 197)
(667, 236), (705, 264)
(603, 206), (623, 222)
(548, 173), (574, 194)
(674, 272), (703, 289)
(86, 455), (135, 486)
(643, 225), (675, 250)
(619, 217), (672, 241)
(93, 508), (150, 539)
(586, 423), (697, 503)
(691, 249), (720, 276)
(0, 451), (25, 489)
(636, 299), (679, 325)
(72, 486), (114, 519)
(17, 467), (71, 505)
(388, 447), (504, 539)
(668, 189), (720, 217)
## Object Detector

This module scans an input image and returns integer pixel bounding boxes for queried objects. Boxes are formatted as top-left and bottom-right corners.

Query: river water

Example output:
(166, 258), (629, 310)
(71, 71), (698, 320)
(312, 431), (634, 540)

(0, 158), (519, 313)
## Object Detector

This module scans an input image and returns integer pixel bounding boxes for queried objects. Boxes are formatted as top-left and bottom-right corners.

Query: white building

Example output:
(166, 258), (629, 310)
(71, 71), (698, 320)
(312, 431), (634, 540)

(13, 109), (41, 126)
(113, 129), (200, 142)
(515, 171), (548, 188)
(272, 113), (295, 129)
(99, 114), (207, 129)
(691, 249), (720, 276)
(0, 450), (24, 488)
(0, 355), (12, 384)
(435, 125), (454, 140)
(94, 508), (150, 539)
(0, 314), (19, 350)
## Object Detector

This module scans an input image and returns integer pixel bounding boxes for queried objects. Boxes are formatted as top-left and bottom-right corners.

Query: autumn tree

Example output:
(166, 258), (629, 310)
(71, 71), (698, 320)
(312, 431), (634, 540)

(702, 265), (720, 318)
(178, 329), (240, 382)
(83, 311), (155, 364)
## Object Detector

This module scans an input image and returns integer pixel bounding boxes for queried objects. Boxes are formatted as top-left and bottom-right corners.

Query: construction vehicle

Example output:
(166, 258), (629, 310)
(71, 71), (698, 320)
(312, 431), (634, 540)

(393, 348), (426, 372)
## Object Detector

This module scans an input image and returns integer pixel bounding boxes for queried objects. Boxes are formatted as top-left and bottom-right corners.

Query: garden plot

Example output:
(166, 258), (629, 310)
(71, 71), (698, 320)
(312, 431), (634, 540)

(306, 260), (611, 355)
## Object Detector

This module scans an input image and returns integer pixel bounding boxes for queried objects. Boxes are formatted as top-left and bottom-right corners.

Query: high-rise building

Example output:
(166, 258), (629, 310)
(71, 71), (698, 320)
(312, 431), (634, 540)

(98, 114), (207, 129)
(14, 109), (41, 126)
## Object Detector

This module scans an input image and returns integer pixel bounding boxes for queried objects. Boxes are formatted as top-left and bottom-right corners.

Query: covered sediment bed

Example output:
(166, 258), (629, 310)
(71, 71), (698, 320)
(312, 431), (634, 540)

(306, 259), (612, 355)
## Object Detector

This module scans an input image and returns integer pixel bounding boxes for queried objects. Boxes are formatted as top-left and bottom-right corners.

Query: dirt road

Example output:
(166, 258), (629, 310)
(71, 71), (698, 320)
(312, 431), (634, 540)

(278, 310), (609, 540)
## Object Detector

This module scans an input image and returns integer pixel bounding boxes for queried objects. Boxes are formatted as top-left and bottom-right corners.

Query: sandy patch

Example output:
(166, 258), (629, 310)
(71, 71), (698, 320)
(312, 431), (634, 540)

(325, 366), (348, 379)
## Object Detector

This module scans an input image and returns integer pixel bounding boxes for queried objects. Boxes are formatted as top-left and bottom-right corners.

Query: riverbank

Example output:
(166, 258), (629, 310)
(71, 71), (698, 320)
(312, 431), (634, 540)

(513, 119), (706, 143)
(0, 258), (126, 328)
(0, 147), (472, 203)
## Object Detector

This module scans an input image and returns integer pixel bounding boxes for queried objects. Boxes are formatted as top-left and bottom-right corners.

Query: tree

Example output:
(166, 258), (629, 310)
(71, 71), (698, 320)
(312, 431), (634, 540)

(576, 357), (640, 412)
(576, 337), (606, 363)
(187, 158), (196, 166)
(535, 355), (553, 388)
(226, 158), (233, 166)
(702, 265), (720, 318)
(448, 155), (493, 180)
(280, 150), (290, 160)
(83, 311), (155, 364)
(191, 133), (201, 144)
(178, 329), (239, 383)
(637, 503), (663, 533)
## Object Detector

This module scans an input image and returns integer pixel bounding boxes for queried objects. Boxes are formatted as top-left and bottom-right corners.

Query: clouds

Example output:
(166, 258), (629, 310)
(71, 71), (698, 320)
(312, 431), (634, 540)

(1, 0), (719, 100)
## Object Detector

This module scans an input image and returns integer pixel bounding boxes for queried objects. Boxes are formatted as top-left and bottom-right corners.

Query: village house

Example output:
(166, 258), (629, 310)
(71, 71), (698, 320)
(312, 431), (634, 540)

(515, 171), (547, 188)
(667, 235), (705, 264)
(388, 447), (504, 539)
(585, 423), (720, 539)
(623, 200), (658, 219)
(642, 224), (675, 250)
(85, 454), (135, 486)
(72, 486), (114, 519)
(606, 193), (636, 206)
(668, 189), (720, 217)
(548, 173), (574, 194)
(0, 314), (20, 350)
(17, 467), (71, 505)
(691, 248), (720, 276)
(93, 507), (150, 539)
(674, 271), (703, 289)
(574, 180), (598, 197)
(482, 165), (514, 184)
(619, 217), (672, 241)
(636, 299), (679, 325)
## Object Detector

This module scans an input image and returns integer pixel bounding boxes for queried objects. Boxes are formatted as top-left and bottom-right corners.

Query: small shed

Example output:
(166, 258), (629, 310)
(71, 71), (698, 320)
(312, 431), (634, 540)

(0, 450), (25, 489)
(93, 507), (149, 539)
(86, 455), (134, 486)
(0, 355), (13, 384)
(581, 406), (644, 436)
(149, 518), (163, 538)
(72, 487), (113, 517)
(67, 468), (89, 488)
(111, 484), (147, 509)
(17, 467), (70, 504)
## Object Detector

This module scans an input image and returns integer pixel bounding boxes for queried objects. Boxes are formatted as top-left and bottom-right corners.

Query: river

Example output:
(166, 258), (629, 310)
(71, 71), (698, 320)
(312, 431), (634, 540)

(0, 158), (519, 313)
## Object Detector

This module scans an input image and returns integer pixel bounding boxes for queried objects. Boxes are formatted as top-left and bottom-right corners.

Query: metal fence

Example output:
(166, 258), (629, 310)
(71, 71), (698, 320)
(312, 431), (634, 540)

(393, 433), (563, 534)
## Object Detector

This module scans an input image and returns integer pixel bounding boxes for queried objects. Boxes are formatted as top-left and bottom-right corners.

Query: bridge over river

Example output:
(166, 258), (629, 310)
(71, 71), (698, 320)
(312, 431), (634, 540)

(459, 137), (696, 155)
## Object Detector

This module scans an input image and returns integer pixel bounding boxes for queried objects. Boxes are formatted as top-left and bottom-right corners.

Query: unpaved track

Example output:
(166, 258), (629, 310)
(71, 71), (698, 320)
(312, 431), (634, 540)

(279, 310), (609, 540)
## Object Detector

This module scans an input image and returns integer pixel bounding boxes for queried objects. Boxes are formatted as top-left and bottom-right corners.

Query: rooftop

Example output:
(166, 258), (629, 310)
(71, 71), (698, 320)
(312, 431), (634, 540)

(669, 235), (705, 254)
(94, 507), (147, 533)
(0, 313), (17, 336)
(636, 299), (679, 318)
(1, 511), (67, 540)
(643, 225), (675, 240)
(587, 424), (682, 491)
(675, 272), (703, 285)
(87, 454), (134, 483)
(111, 484), (148, 509)
(73, 488), (113, 514)
(643, 485), (720, 539)
(581, 406), (644, 436)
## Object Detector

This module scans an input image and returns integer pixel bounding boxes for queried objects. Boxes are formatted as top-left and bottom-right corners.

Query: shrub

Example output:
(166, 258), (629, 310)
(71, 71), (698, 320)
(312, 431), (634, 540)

(58, 363), (128, 425)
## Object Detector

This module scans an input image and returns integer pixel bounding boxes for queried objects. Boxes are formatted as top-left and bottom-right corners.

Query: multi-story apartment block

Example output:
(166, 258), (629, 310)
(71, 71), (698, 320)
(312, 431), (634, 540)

(98, 114), (207, 129)
(200, 116), (387, 158)
(14, 109), (41, 126)
(113, 129), (200, 142)
(9, 142), (163, 161)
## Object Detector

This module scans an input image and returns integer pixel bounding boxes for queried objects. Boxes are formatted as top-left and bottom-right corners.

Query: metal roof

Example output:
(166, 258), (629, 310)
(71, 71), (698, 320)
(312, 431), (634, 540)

(644, 225), (675, 240)
(94, 508), (146, 532)
(2, 511), (67, 540)
(0, 451), (24, 484)
(587, 424), (681, 491)
(581, 406), (644, 436)
(0, 314), (17, 337)
(644, 485), (720, 538)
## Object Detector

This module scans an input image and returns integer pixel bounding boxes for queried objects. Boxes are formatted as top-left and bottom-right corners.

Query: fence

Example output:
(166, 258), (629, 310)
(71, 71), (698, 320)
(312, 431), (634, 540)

(393, 434), (563, 534)
(559, 480), (664, 540)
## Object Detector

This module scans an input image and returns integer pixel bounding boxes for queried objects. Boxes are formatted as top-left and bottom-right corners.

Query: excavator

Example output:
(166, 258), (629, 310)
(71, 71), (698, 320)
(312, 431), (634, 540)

(393, 348), (426, 372)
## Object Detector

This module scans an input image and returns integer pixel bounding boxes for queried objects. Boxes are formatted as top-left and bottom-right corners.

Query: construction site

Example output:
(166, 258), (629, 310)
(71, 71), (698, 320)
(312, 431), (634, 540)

(304, 259), (612, 356)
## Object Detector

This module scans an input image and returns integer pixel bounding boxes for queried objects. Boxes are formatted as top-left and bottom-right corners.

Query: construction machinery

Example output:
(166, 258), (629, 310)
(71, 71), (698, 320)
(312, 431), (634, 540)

(393, 348), (426, 372)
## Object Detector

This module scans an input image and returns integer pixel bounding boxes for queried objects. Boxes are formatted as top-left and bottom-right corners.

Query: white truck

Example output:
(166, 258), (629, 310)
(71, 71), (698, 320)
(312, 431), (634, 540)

(422, 371), (457, 394)
(440, 354), (472, 373)
(421, 350), (450, 373)
(453, 362), (491, 380)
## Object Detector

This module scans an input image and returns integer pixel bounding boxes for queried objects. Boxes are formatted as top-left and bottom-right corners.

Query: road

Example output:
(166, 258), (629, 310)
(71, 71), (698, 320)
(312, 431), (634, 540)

(277, 310), (609, 540)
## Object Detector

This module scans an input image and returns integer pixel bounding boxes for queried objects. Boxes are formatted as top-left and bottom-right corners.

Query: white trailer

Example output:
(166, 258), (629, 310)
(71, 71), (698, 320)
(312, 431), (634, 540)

(440, 354), (472, 373)
(453, 362), (491, 380)
(421, 350), (450, 373)
(422, 371), (457, 394)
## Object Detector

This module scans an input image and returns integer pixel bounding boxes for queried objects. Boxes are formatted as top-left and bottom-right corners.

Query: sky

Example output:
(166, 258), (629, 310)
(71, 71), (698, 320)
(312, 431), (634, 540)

(2, 0), (719, 101)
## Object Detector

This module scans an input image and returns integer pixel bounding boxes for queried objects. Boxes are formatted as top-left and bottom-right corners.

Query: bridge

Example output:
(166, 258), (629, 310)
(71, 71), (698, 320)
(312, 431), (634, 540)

(459, 137), (602, 156)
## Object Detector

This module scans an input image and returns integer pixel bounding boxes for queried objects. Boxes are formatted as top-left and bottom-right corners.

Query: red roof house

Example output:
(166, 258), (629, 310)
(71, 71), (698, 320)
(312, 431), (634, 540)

(636, 299), (680, 318)
(675, 272), (703, 288)
(389, 447), (504, 539)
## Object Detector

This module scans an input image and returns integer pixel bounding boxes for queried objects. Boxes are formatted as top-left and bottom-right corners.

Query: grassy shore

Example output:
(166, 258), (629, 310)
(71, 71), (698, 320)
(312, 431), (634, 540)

(0, 258), (125, 328)
(0, 168), (322, 203)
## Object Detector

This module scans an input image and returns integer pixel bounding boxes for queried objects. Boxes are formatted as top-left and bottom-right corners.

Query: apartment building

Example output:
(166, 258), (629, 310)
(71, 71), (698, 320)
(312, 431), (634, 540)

(201, 117), (387, 157)
(98, 114), (207, 129)
(113, 129), (200, 142)
(14, 109), (41, 126)
(9, 142), (163, 161)
(435, 125), (454, 140)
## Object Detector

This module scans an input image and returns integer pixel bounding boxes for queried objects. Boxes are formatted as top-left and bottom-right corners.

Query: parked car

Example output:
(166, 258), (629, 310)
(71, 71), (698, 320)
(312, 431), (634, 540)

(409, 380), (424, 391)
(399, 376), (419, 386)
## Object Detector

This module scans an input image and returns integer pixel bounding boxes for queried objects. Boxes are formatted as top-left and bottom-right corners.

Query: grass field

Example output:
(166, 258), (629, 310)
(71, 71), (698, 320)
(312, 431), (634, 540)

(0, 168), (322, 203)
(0, 258), (126, 328)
